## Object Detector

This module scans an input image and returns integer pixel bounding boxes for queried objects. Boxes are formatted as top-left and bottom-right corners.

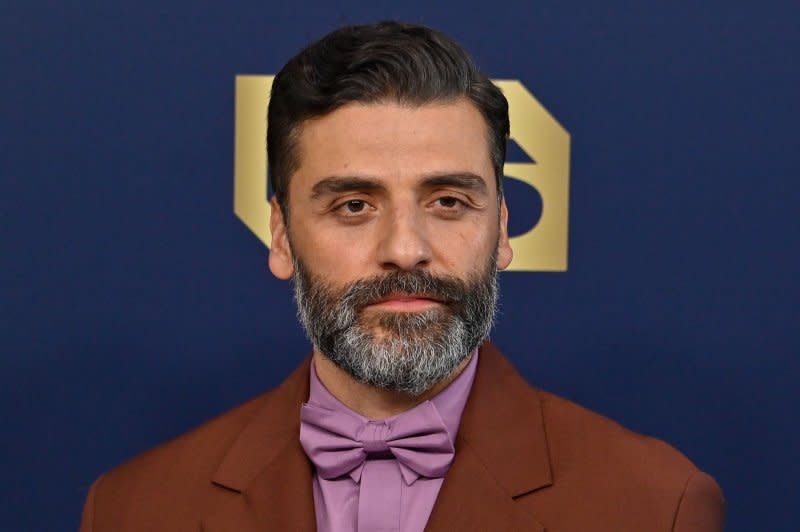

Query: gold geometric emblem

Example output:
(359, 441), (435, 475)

(233, 75), (570, 271)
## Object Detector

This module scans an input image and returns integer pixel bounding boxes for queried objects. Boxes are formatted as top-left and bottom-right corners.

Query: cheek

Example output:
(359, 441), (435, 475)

(429, 220), (496, 268)
(294, 225), (373, 278)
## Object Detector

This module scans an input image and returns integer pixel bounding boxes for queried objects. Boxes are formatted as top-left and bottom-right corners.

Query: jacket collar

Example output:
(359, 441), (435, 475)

(204, 358), (316, 531)
(202, 343), (552, 531)
(459, 342), (552, 497)
(425, 342), (552, 531)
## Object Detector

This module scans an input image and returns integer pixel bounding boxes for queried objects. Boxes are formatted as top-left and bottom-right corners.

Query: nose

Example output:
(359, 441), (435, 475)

(375, 205), (432, 271)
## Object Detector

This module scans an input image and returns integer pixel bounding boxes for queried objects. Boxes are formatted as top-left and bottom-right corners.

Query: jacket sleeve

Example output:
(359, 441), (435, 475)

(672, 471), (725, 532)
(80, 475), (103, 532)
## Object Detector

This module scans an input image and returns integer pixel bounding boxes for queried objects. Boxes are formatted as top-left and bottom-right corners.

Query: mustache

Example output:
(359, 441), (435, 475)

(339, 270), (469, 311)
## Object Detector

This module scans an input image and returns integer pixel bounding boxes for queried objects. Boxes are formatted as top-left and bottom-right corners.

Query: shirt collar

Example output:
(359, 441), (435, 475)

(307, 349), (479, 443)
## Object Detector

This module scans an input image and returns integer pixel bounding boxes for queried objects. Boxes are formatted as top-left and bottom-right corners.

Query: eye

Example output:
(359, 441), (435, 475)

(334, 198), (373, 219)
(343, 199), (367, 213)
(436, 196), (463, 209)
(430, 195), (469, 219)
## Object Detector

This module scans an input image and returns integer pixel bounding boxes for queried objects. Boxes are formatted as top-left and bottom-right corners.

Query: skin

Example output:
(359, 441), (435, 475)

(269, 98), (513, 419)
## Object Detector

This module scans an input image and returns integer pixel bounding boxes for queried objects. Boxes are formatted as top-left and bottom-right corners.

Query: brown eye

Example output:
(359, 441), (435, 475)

(438, 197), (460, 208)
(345, 199), (366, 213)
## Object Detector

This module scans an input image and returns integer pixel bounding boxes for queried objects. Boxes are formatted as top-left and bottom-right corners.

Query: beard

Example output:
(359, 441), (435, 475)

(292, 253), (499, 396)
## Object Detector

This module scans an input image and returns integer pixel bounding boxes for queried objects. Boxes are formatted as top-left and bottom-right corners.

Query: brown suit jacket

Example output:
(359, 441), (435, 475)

(80, 343), (724, 531)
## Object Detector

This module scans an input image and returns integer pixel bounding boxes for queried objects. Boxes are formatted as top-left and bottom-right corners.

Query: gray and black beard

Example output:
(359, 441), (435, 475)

(292, 257), (499, 396)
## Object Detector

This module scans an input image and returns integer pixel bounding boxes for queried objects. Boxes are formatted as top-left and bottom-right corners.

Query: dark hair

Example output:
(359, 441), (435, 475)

(267, 21), (509, 217)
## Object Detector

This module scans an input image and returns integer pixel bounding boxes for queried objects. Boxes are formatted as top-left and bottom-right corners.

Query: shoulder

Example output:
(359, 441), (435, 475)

(80, 391), (271, 531)
(538, 389), (697, 477)
(105, 391), (268, 485)
(80, 358), (311, 531)
(467, 344), (724, 528)
(534, 389), (725, 530)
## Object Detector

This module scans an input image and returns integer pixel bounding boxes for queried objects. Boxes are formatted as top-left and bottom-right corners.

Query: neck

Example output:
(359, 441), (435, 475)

(312, 351), (472, 419)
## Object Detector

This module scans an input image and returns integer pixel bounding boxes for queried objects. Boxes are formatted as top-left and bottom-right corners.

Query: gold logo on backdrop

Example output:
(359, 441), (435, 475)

(234, 75), (570, 271)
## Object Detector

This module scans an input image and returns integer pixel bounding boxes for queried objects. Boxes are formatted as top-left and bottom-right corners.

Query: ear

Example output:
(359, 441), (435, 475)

(268, 196), (295, 280)
(496, 198), (513, 270)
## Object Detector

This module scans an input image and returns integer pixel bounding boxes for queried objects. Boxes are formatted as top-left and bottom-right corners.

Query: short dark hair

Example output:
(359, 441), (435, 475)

(267, 21), (509, 218)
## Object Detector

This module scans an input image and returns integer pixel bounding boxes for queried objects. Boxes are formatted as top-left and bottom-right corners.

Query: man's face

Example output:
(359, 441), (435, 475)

(269, 99), (513, 395)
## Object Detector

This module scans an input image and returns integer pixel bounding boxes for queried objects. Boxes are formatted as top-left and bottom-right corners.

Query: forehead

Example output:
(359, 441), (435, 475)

(290, 99), (494, 192)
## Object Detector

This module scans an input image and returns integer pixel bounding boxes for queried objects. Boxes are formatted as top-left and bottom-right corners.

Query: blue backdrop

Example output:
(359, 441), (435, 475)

(2, 1), (798, 530)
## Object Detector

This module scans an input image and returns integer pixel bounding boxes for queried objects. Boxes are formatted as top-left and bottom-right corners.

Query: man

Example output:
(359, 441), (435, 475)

(80, 22), (724, 531)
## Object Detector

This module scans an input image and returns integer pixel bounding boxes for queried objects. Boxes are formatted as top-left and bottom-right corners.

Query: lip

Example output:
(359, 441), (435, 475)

(366, 294), (443, 311)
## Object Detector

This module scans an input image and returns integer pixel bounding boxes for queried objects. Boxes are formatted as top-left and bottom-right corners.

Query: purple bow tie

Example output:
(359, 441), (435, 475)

(299, 400), (455, 485)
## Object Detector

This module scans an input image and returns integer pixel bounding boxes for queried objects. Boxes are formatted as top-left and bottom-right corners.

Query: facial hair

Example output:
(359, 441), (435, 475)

(292, 255), (499, 396)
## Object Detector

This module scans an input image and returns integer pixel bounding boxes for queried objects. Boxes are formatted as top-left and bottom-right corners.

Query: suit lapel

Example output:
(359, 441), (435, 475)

(426, 343), (553, 531)
(202, 438), (316, 531)
(425, 441), (546, 531)
(202, 359), (317, 532)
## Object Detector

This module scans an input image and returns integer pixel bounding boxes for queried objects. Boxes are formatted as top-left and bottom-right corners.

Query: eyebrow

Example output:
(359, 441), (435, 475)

(310, 172), (489, 198)
(310, 176), (386, 198)
(420, 173), (488, 194)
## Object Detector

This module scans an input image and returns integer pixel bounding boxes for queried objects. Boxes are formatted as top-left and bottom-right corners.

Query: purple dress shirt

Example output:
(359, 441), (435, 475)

(302, 351), (478, 532)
